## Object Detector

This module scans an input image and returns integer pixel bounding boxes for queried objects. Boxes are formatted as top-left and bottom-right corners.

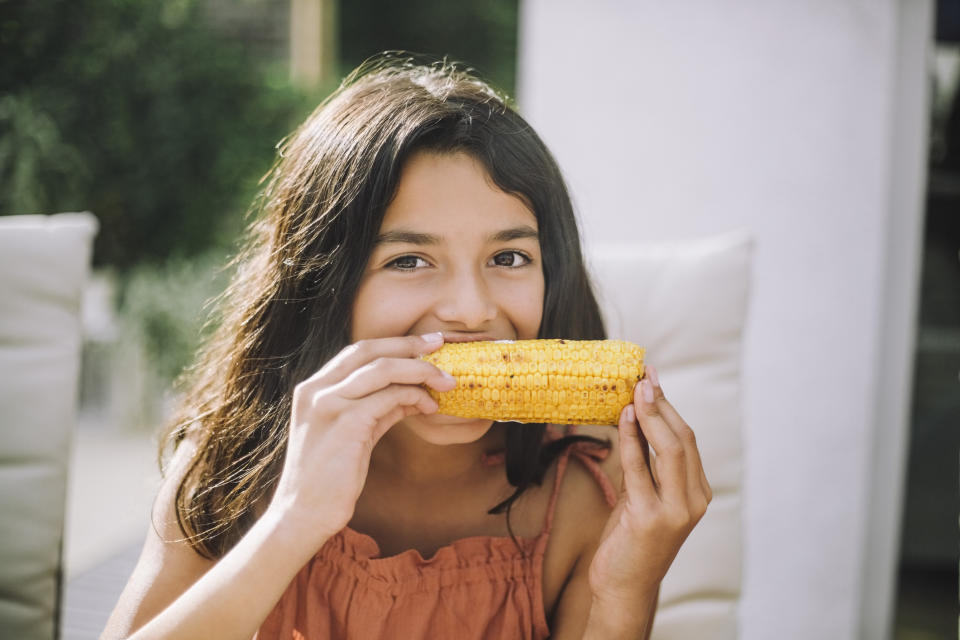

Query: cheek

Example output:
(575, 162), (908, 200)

(498, 272), (545, 337)
(351, 279), (432, 341)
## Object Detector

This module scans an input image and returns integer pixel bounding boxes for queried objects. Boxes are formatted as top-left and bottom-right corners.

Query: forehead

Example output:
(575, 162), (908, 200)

(380, 151), (537, 233)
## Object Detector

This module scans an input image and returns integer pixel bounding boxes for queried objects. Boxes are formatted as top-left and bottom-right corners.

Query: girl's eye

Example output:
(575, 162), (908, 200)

(386, 255), (429, 270)
(491, 251), (531, 268)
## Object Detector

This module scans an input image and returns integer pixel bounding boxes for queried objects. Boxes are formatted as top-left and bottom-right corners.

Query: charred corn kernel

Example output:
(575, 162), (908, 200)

(421, 339), (645, 425)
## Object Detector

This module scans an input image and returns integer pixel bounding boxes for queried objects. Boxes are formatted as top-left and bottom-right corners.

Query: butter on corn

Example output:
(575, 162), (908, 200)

(422, 339), (645, 426)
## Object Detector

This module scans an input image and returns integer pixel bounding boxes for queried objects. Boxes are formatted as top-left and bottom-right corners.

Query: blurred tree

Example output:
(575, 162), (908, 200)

(0, 0), (520, 268)
(1, 0), (521, 404)
(339, 0), (519, 96)
(0, 0), (314, 268)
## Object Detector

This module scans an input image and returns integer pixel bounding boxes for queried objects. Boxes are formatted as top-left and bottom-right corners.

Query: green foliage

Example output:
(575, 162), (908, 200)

(0, 0), (316, 268)
(1, 0), (521, 269)
(117, 250), (233, 385)
(340, 0), (519, 96)
(0, 91), (88, 215)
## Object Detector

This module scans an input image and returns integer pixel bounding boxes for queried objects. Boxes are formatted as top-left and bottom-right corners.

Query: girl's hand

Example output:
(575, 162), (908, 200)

(264, 332), (456, 549)
(587, 365), (713, 605)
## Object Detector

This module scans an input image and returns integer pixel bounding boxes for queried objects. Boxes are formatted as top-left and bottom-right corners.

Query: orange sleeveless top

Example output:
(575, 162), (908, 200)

(256, 435), (617, 640)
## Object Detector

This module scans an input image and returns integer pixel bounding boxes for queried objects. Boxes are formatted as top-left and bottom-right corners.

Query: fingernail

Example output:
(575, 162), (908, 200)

(647, 365), (660, 388)
(440, 371), (456, 384)
(421, 332), (443, 345)
(642, 379), (655, 404)
(625, 404), (636, 423)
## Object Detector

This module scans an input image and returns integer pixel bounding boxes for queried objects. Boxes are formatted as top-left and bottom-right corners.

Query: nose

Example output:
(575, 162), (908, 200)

(434, 267), (498, 329)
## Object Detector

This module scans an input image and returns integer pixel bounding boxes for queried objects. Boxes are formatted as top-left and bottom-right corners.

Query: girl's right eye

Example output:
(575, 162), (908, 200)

(386, 255), (430, 270)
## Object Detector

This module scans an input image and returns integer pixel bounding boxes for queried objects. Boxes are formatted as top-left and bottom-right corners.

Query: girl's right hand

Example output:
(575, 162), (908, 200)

(264, 332), (455, 550)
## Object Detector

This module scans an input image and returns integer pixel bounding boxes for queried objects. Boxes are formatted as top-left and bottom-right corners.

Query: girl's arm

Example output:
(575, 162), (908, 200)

(102, 494), (332, 639)
(103, 333), (455, 639)
(102, 436), (337, 639)
(549, 534), (659, 640)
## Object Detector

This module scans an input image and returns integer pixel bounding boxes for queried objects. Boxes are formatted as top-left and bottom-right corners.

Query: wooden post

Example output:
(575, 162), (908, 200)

(290, 0), (337, 89)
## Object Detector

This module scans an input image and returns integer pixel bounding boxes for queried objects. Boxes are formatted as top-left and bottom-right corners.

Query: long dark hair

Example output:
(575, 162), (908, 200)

(162, 53), (608, 559)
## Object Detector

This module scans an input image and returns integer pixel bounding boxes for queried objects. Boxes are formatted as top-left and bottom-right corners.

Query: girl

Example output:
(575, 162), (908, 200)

(104, 55), (712, 639)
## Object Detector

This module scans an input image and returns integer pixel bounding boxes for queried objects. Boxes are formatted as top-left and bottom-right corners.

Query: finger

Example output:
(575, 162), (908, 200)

(336, 357), (456, 399)
(616, 404), (657, 501)
(634, 376), (688, 506)
(354, 384), (441, 442)
(647, 366), (712, 504)
(308, 333), (445, 385)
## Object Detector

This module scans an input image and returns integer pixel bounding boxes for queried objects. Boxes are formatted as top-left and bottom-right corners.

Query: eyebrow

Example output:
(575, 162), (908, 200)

(374, 225), (539, 246)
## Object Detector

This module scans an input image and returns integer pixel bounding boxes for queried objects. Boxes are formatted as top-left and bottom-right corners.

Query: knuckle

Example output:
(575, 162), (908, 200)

(366, 357), (391, 376)
(662, 440), (685, 459)
(308, 388), (332, 412)
(293, 379), (309, 398)
(388, 384), (416, 406)
(293, 380), (317, 407)
(695, 499), (709, 519)
(345, 406), (376, 431)
(410, 334), (427, 347)
(352, 339), (373, 356)
(628, 458), (649, 477)
(640, 402), (659, 418)
(342, 342), (363, 360)
(668, 508), (693, 531)
(408, 386), (430, 404)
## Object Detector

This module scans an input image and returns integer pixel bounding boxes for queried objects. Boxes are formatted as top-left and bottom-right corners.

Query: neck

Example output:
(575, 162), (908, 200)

(371, 421), (505, 486)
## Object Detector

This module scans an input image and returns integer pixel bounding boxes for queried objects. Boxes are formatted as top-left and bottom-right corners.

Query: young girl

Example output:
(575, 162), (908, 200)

(104, 55), (712, 639)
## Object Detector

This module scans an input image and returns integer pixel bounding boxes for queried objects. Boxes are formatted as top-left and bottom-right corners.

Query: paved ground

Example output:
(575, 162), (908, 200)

(61, 542), (142, 639)
(60, 419), (159, 638)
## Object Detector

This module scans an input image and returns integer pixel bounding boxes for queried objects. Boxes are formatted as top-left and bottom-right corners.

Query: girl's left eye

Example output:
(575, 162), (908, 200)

(491, 251), (531, 267)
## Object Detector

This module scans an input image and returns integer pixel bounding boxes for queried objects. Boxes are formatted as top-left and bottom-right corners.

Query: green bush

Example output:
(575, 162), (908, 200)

(0, 0), (317, 268)
(117, 251), (233, 385)
(340, 0), (518, 96)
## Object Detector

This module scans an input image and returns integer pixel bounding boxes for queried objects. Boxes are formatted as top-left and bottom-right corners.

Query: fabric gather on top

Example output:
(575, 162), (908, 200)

(256, 426), (617, 640)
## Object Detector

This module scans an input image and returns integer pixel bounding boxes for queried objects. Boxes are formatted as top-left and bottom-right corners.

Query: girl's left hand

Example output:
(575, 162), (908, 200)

(587, 365), (713, 605)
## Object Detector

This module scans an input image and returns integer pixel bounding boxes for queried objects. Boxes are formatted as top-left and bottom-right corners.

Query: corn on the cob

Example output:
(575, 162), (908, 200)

(421, 339), (645, 426)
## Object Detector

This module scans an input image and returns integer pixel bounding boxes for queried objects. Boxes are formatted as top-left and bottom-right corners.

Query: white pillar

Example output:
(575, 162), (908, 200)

(290, 0), (337, 89)
(858, 1), (932, 637)
(518, 1), (931, 637)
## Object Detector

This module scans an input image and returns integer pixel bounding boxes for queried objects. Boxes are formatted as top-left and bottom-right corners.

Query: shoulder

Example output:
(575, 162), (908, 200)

(552, 425), (622, 543)
(541, 426), (622, 620)
(574, 424), (623, 488)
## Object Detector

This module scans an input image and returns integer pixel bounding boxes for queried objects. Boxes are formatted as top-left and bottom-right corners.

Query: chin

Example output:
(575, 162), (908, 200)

(403, 414), (495, 446)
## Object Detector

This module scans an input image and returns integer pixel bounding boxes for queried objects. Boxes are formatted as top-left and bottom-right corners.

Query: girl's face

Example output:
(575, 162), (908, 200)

(352, 150), (545, 445)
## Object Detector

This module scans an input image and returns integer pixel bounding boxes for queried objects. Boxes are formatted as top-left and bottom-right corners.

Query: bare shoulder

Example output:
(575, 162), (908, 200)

(542, 426), (623, 618)
(575, 424), (624, 491)
(102, 433), (216, 638)
(551, 426), (622, 545)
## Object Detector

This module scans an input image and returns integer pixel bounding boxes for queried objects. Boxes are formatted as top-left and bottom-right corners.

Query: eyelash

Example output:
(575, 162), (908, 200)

(385, 251), (533, 271)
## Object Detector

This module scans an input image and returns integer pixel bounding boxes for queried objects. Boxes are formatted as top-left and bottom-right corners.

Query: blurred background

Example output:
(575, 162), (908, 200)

(0, 0), (956, 639)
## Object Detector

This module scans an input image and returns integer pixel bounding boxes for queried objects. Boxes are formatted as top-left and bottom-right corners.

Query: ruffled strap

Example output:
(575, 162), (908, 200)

(564, 438), (619, 510)
(480, 424), (620, 527)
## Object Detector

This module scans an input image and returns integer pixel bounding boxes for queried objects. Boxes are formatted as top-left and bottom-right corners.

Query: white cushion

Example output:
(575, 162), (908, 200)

(585, 230), (753, 640)
(0, 212), (98, 639)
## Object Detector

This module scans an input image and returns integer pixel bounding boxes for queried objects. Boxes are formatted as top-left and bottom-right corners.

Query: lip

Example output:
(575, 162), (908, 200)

(424, 413), (492, 424)
(440, 333), (500, 343)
